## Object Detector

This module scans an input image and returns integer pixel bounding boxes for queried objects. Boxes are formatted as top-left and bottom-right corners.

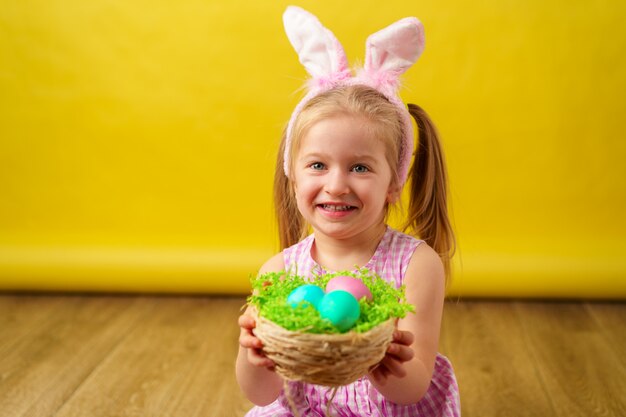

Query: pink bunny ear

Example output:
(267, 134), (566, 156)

(355, 17), (424, 186)
(282, 7), (424, 185)
(283, 6), (350, 84)
(361, 17), (425, 93)
(282, 6), (352, 178)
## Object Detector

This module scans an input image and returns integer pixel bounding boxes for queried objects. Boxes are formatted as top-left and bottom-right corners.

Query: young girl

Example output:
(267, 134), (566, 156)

(236, 6), (459, 416)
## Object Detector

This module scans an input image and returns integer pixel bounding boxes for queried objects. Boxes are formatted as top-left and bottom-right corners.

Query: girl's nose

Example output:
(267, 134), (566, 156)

(324, 169), (350, 195)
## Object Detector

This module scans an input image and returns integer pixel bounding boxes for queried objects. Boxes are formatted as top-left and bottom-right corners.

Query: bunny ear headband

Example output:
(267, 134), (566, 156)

(282, 6), (425, 186)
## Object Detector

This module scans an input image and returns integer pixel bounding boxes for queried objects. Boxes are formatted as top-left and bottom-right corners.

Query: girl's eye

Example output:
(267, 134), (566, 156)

(352, 164), (369, 173)
(310, 162), (325, 170)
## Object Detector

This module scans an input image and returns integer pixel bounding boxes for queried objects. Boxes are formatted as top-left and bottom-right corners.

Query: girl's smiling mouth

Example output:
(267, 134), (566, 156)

(318, 204), (356, 212)
(316, 203), (358, 218)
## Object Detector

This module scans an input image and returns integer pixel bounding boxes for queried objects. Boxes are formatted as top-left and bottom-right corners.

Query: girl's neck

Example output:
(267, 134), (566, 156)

(310, 223), (387, 272)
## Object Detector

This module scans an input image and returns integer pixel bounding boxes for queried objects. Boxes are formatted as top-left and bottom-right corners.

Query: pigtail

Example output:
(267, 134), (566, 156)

(274, 131), (307, 250)
(404, 104), (456, 281)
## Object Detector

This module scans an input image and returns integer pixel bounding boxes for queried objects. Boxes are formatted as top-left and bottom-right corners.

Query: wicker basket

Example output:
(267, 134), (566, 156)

(252, 312), (395, 387)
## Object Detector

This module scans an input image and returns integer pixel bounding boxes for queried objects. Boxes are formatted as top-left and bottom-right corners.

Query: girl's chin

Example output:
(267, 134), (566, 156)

(310, 223), (382, 241)
(310, 222), (353, 236)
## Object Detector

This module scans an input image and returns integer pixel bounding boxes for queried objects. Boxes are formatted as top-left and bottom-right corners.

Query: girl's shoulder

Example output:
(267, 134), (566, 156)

(404, 240), (445, 290)
(258, 235), (315, 277)
(386, 227), (423, 245)
(383, 227), (424, 261)
(258, 252), (285, 274)
(283, 234), (315, 272)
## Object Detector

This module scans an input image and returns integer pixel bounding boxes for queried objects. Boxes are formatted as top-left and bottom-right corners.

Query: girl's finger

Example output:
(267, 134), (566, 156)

(392, 329), (414, 346)
(238, 314), (256, 329)
(239, 332), (263, 349)
(380, 355), (407, 379)
(386, 343), (414, 363)
(247, 347), (274, 368)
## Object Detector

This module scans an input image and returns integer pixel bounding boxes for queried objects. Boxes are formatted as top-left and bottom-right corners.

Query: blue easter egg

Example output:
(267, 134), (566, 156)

(287, 284), (325, 308)
(318, 290), (361, 332)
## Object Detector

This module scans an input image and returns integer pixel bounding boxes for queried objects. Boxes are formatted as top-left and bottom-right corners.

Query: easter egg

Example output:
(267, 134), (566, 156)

(318, 290), (361, 332)
(326, 275), (372, 301)
(287, 285), (325, 308)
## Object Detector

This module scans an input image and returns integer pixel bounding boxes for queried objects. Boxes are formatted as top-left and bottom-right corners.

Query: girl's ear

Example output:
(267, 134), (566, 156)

(386, 182), (402, 204)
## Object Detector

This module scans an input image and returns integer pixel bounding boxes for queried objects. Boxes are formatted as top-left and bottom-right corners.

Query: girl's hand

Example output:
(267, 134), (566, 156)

(368, 329), (415, 385)
(238, 313), (275, 369)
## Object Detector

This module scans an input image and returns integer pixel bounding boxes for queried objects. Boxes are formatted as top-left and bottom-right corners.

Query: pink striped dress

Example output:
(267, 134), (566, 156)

(245, 227), (460, 417)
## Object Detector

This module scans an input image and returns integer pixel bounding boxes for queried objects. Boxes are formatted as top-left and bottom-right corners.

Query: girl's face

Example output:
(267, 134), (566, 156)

(293, 115), (400, 242)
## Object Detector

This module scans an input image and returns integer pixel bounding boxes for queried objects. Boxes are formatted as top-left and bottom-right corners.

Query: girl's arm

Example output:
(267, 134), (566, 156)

(367, 242), (446, 405)
(235, 253), (285, 405)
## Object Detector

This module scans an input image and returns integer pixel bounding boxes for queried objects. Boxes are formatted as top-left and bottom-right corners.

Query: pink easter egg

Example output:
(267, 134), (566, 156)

(326, 276), (372, 301)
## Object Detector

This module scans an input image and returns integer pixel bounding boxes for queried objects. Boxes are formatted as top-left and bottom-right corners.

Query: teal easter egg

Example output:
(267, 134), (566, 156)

(318, 290), (361, 332)
(287, 284), (325, 308)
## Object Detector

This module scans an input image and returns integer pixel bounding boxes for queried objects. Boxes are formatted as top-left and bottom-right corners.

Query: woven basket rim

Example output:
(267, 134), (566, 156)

(253, 310), (395, 339)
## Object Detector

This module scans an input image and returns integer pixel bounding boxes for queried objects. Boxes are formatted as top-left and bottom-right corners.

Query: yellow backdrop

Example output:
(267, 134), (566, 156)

(1, 1), (625, 298)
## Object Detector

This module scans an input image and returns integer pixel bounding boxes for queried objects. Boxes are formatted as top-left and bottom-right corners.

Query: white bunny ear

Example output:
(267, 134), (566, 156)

(283, 6), (349, 79)
(364, 17), (425, 76)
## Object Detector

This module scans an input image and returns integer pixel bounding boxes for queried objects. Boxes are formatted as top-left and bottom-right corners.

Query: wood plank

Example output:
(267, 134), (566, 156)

(152, 297), (253, 417)
(0, 296), (66, 358)
(585, 302), (626, 361)
(182, 297), (254, 417)
(1, 296), (624, 417)
(54, 296), (253, 417)
(0, 295), (156, 417)
(441, 300), (555, 417)
(515, 302), (626, 417)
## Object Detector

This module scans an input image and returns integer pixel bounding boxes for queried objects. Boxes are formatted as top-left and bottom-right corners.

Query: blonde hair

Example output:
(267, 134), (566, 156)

(274, 85), (456, 280)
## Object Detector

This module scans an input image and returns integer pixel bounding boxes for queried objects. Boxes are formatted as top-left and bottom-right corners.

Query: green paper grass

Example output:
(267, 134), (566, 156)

(248, 268), (414, 334)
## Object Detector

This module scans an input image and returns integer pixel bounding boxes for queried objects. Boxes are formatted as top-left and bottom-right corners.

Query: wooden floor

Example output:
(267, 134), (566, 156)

(0, 295), (624, 417)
